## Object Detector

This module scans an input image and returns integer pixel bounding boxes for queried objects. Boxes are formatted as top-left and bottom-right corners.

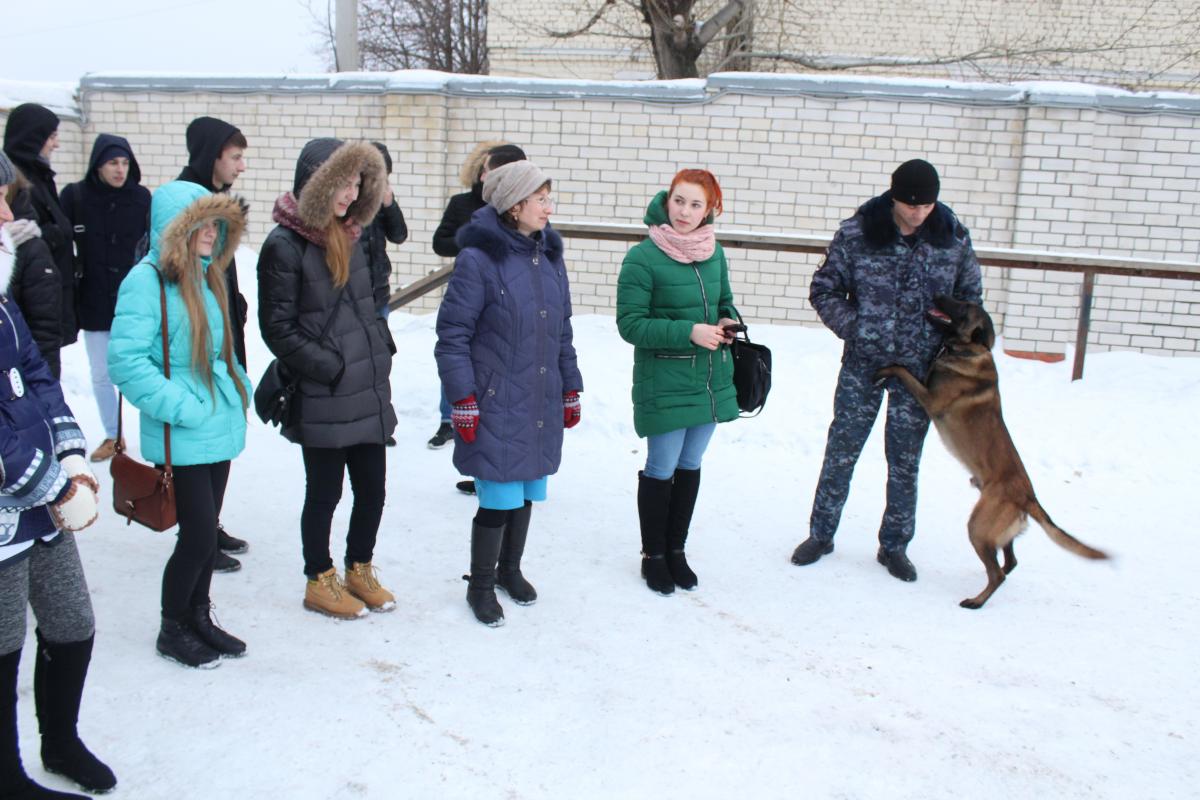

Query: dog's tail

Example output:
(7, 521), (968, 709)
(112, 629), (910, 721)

(1027, 501), (1108, 560)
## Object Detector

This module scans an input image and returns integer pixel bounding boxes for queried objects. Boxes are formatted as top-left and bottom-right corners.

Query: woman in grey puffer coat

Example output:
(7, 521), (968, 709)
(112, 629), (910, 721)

(257, 139), (398, 621)
(435, 161), (583, 628)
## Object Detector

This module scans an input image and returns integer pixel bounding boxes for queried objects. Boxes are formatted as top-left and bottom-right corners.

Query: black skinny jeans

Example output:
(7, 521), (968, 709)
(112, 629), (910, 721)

(300, 444), (386, 578)
(161, 461), (230, 621)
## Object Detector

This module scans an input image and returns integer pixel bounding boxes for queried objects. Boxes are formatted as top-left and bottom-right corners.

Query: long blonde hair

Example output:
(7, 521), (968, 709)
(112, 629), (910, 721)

(168, 225), (249, 410)
(325, 221), (351, 288)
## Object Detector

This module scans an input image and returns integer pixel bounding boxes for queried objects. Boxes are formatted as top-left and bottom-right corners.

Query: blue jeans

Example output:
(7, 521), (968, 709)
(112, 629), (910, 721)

(644, 423), (717, 480)
(438, 387), (451, 424)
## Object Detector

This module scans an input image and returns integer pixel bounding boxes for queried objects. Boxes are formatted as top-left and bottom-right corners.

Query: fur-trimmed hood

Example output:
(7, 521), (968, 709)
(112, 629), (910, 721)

(148, 181), (248, 283)
(455, 205), (563, 264)
(857, 191), (959, 250)
(459, 139), (508, 188)
(294, 139), (386, 230)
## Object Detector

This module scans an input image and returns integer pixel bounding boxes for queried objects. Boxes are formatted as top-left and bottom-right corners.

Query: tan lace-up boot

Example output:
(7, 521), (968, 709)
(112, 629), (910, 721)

(303, 568), (367, 619)
(344, 562), (396, 612)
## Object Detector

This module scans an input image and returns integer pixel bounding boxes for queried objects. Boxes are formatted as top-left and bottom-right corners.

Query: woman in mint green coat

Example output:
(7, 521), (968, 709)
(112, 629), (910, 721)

(616, 169), (740, 597)
(109, 181), (251, 668)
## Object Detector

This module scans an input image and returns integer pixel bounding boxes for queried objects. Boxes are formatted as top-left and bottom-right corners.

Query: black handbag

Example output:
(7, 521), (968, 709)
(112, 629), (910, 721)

(730, 317), (771, 416)
(255, 284), (349, 427)
(253, 359), (298, 427)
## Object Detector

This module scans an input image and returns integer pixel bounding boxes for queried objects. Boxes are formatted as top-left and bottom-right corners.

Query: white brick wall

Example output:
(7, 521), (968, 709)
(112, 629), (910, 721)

(4, 73), (1198, 356)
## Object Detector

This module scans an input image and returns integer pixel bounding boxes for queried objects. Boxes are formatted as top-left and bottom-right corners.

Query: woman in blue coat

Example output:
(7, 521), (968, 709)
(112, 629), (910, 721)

(435, 161), (583, 627)
(0, 155), (115, 798)
(108, 181), (251, 669)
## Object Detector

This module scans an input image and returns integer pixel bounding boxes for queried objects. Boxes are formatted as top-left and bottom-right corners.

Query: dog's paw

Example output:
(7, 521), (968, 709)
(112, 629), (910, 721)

(959, 598), (983, 610)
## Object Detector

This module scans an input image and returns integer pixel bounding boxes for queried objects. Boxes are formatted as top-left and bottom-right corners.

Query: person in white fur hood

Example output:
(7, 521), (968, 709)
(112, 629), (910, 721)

(0, 151), (114, 798)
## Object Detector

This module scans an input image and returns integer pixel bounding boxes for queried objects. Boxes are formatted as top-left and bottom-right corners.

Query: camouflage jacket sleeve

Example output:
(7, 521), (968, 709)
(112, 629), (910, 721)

(809, 229), (857, 340)
(953, 227), (983, 305)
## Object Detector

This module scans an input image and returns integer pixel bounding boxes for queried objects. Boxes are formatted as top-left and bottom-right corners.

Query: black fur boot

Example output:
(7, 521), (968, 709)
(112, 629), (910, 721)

(665, 468), (701, 590)
(497, 502), (537, 605)
(34, 632), (116, 794)
(1, 649), (88, 800)
(637, 472), (675, 596)
(467, 523), (505, 627)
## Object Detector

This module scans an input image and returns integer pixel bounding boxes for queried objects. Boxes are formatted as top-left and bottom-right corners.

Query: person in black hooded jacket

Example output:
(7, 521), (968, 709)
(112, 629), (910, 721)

(3, 178), (63, 375)
(2, 103), (78, 350)
(258, 138), (398, 621)
(360, 142), (407, 317)
(176, 116), (251, 568)
(60, 134), (151, 462)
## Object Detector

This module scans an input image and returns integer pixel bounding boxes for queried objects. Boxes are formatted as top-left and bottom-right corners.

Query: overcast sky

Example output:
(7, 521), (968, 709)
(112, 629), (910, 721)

(2, 0), (329, 83)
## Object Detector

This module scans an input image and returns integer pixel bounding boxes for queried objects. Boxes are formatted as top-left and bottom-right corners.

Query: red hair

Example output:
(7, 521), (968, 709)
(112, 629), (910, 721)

(668, 169), (723, 217)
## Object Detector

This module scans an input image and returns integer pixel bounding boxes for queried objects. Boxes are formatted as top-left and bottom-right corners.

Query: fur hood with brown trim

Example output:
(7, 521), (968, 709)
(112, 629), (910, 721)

(148, 181), (248, 283)
(293, 139), (386, 231)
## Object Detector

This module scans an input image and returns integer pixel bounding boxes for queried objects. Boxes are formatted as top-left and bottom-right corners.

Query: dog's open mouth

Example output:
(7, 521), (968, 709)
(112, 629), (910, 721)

(928, 308), (952, 325)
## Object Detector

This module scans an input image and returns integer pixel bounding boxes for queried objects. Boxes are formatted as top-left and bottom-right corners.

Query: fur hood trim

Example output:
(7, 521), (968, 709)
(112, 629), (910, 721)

(459, 140), (508, 188)
(456, 205), (563, 263)
(297, 141), (386, 230)
(858, 192), (957, 250)
(158, 192), (249, 283)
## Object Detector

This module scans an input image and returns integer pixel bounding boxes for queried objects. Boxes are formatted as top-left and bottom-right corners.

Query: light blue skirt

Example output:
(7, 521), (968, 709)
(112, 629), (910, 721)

(474, 476), (549, 510)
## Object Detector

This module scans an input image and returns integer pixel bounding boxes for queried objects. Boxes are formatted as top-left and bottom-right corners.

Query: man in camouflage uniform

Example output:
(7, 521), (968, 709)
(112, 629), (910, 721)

(791, 160), (982, 581)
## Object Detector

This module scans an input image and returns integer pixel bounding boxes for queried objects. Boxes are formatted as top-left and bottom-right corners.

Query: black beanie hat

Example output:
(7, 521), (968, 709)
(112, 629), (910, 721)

(891, 159), (940, 205)
(371, 141), (392, 174)
(486, 144), (527, 171)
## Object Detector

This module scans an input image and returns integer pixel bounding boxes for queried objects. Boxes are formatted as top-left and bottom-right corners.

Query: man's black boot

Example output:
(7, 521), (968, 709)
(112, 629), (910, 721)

(791, 536), (834, 566)
(877, 546), (918, 582)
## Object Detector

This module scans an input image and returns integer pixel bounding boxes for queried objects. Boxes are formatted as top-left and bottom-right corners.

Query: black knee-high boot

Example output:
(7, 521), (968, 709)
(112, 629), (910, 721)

(637, 472), (675, 596)
(34, 632), (116, 795)
(1, 648), (88, 800)
(467, 522), (506, 627)
(496, 502), (536, 605)
(666, 468), (701, 590)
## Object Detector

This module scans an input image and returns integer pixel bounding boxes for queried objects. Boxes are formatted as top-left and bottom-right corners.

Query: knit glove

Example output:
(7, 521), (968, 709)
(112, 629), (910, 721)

(452, 395), (479, 444)
(49, 479), (99, 533)
(563, 391), (581, 429)
(59, 454), (100, 496)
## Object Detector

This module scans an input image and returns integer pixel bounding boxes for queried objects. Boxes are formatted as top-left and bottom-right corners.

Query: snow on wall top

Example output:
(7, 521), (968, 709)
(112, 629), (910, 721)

(23, 70), (1191, 116)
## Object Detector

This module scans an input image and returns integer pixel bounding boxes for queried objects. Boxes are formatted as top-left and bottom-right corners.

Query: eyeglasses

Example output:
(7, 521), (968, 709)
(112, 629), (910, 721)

(531, 195), (553, 208)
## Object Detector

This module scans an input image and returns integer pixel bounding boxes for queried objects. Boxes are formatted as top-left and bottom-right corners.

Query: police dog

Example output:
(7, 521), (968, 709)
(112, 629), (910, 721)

(874, 295), (1107, 609)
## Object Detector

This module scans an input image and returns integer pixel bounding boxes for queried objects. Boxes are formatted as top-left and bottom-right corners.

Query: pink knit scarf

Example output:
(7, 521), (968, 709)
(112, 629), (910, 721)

(272, 192), (362, 248)
(648, 223), (716, 263)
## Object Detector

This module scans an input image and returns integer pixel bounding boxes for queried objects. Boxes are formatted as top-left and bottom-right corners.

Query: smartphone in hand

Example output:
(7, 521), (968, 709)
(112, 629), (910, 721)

(722, 323), (747, 335)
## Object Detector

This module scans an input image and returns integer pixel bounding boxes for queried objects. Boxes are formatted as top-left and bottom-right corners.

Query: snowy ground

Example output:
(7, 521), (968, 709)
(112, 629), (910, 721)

(16, 255), (1198, 799)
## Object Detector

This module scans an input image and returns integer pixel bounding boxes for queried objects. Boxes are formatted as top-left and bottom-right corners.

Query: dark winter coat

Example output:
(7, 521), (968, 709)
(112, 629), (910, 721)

(431, 186), (485, 258)
(4, 209), (62, 376)
(810, 192), (983, 375)
(360, 198), (407, 309)
(616, 192), (739, 438)
(2, 104), (78, 346)
(59, 134), (151, 332)
(176, 117), (249, 370)
(257, 140), (397, 449)
(0, 227), (87, 556)
(435, 206), (583, 483)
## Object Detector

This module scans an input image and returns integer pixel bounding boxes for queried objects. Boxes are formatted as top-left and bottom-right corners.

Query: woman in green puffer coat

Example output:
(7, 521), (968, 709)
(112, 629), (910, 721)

(616, 169), (740, 597)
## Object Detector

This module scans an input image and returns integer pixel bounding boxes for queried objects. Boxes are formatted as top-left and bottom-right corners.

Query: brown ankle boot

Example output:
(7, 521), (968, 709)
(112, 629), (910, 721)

(344, 562), (396, 612)
(303, 569), (367, 620)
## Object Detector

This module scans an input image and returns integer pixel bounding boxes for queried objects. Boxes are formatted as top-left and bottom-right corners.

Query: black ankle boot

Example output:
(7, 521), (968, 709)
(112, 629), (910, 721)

(637, 472), (675, 596)
(497, 502), (537, 605)
(156, 618), (220, 668)
(2, 649), (89, 800)
(189, 605), (246, 658)
(666, 468), (701, 590)
(467, 523), (505, 626)
(791, 536), (834, 566)
(33, 633), (116, 795)
(877, 546), (918, 582)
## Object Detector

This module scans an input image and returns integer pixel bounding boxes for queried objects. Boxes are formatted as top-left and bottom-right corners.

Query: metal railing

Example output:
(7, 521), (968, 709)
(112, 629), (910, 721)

(389, 221), (1200, 380)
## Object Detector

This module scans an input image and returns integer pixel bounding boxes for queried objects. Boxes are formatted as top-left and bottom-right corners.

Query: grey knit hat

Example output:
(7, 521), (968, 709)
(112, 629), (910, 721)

(482, 161), (549, 214)
(0, 152), (16, 187)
